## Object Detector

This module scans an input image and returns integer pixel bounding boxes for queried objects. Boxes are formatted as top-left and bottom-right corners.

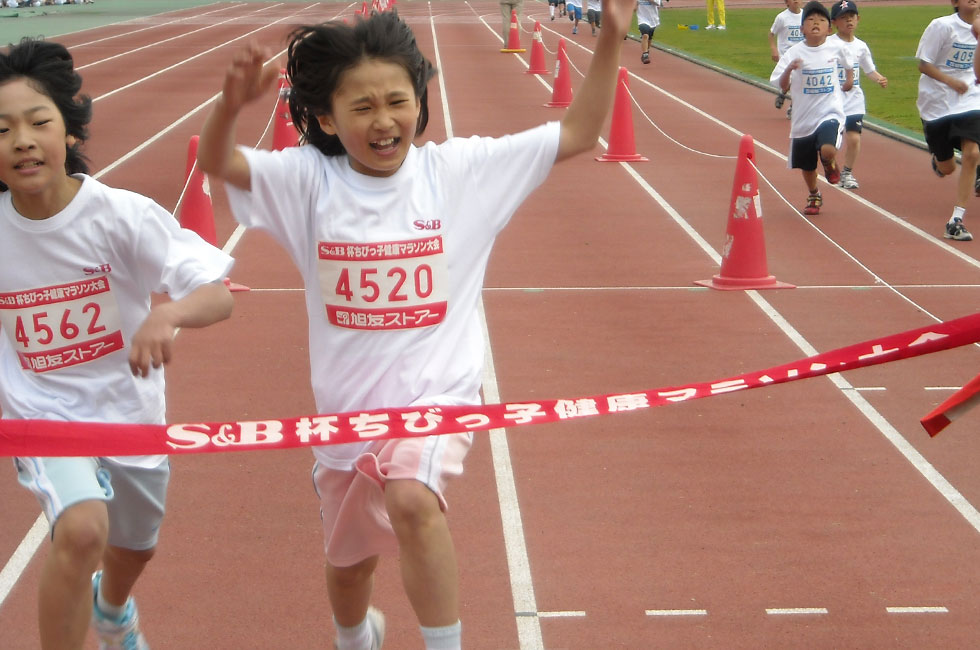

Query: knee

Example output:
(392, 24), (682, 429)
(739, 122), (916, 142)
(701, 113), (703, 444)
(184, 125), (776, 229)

(51, 505), (108, 567)
(962, 148), (980, 168)
(385, 480), (442, 534)
(327, 556), (377, 589)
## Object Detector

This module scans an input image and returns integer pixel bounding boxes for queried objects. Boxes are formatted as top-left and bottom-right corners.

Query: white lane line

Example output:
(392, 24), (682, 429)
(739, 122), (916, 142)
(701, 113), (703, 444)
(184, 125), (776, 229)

(646, 609), (708, 617)
(0, 516), (48, 608)
(886, 606), (948, 614)
(537, 611), (587, 618)
(435, 5), (543, 650)
(766, 607), (829, 615)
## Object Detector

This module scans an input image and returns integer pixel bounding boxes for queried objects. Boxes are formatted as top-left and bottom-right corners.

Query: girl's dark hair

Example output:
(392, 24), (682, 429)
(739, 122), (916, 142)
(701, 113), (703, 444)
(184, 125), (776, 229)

(285, 11), (437, 156)
(0, 38), (92, 190)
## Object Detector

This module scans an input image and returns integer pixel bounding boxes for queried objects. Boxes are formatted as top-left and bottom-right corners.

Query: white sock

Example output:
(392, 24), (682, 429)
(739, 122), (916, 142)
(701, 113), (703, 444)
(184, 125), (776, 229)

(951, 206), (966, 223)
(549, 5), (554, 16)
(420, 620), (462, 650)
(334, 616), (371, 650)
(96, 581), (127, 620)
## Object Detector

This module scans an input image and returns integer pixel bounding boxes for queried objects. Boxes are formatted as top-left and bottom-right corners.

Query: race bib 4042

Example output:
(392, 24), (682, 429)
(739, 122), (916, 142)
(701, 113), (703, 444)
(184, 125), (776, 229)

(0, 276), (124, 373)
(317, 237), (448, 331)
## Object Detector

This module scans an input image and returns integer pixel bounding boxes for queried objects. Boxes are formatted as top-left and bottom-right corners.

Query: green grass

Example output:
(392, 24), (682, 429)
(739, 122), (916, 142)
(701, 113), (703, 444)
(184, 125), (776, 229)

(632, 5), (953, 134)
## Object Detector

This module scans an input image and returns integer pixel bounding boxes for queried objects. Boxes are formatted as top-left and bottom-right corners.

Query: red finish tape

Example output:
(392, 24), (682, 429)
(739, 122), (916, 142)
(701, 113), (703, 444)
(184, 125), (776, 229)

(3, 313), (980, 457)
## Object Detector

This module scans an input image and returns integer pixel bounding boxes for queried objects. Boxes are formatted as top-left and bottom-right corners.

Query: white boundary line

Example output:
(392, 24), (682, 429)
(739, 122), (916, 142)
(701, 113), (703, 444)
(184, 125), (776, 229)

(440, 4), (545, 649)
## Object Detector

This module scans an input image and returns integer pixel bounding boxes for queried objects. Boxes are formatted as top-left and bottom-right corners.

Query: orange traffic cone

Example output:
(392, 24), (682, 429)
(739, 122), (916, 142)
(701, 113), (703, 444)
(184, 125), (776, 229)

(179, 135), (216, 246)
(272, 69), (299, 151)
(695, 135), (794, 291)
(596, 67), (647, 162)
(501, 10), (526, 53)
(178, 136), (250, 292)
(526, 21), (549, 75)
(545, 38), (572, 107)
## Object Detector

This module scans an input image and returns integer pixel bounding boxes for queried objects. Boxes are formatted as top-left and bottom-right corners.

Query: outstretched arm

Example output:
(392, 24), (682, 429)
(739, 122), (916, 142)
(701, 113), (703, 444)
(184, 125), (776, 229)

(198, 42), (280, 190)
(556, 0), (635, 162)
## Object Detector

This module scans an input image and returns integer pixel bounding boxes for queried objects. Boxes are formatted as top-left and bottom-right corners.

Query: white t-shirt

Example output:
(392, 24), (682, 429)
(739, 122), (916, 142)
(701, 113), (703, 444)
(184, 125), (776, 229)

(828, 33), (877, 117)
(587, 0), (600, 12)
(771, 39), (852, 138)
(226, 122), (560, 469)
(636, 0), (662, 29)
(0, 175), (233, 468)
(916, 12), (980, 122)
(770, 8), (804, 56)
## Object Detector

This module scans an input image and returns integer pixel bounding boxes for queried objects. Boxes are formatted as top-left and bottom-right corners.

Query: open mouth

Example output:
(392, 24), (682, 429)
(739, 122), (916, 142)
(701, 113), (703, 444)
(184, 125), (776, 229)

(370, 137), (400, 154)
(15, 160), (43, 170)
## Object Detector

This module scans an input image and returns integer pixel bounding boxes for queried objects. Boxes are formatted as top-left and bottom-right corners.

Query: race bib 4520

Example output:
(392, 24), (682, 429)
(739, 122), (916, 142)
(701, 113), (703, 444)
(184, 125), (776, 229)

(317, 237), (448, 331)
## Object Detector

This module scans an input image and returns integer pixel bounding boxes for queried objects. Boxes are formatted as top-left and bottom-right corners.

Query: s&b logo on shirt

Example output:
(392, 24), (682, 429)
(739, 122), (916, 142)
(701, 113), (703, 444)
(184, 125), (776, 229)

(413, 220), (442, 231)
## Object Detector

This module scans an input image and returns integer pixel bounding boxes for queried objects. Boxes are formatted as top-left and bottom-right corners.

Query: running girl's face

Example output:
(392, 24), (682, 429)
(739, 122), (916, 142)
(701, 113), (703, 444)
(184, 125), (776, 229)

(954, 0), (980, 18)
(317, 58), (421, 178)
(786, 0), (804, 12)
(0, 78), (77, 218)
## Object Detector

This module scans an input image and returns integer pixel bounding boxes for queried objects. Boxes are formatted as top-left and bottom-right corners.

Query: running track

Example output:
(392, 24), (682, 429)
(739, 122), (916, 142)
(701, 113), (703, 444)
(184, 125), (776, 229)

(1, 1), (979, 647)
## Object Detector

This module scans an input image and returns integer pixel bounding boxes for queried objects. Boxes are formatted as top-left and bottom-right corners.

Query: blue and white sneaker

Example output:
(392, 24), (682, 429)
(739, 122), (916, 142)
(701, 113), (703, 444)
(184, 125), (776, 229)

(91, 572), (150, 650)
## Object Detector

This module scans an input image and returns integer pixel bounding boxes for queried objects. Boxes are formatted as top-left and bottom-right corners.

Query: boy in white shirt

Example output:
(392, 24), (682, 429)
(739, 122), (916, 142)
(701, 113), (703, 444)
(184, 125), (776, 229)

(770, 0), (804, 117)
(636, 0), (663, 64)
(829, 0), (887, 190)
(771, 1), (853, 216)
(916, 0), (980, 242)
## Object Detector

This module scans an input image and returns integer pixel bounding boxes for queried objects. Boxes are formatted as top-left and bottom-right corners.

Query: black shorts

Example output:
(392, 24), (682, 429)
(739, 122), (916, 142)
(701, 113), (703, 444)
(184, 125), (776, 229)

(923, 111), (980, 163)
(789, 119), (841, 171)
(639, 23), (656, 38)
(844, 114), (863, 133)
(587, 8), (600, 25)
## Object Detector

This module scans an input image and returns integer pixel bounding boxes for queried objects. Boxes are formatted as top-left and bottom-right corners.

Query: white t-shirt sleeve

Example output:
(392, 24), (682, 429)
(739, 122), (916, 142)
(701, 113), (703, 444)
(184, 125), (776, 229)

(225, 145), (321, 267)
(439, 121), (560, 234)
(123, 199), (234, 300)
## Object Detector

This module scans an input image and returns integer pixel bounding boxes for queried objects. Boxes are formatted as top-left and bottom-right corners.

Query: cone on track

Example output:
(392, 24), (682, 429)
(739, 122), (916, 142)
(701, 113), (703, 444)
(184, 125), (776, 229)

(272, 69), (299, 151)
(545, 38), (572, 107)
(695, 134), (794, 291)
(501, 10), (526, 53)
(596, 67), (647, 162)
(526, 21), (549, 75)
(179, 136), (250, 292)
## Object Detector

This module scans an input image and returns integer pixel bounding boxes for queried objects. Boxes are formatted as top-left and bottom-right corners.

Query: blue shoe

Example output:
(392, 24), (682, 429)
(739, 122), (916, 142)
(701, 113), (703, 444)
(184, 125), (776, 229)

(91, 572), (150, 650)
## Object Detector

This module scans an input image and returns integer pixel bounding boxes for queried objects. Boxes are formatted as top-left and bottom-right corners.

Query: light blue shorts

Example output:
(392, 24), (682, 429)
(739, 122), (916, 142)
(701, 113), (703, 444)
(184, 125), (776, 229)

(14, 456), (170, 551)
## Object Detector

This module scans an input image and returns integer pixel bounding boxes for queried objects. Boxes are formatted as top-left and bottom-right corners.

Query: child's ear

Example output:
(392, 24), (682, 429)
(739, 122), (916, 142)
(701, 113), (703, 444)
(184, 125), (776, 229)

(66, 134), (76, 147)
(317, 114), (337, 136)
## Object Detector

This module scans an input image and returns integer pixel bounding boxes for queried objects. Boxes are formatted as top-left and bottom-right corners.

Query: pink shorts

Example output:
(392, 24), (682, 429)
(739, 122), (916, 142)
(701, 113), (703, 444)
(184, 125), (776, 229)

(312, 433), (472, 567)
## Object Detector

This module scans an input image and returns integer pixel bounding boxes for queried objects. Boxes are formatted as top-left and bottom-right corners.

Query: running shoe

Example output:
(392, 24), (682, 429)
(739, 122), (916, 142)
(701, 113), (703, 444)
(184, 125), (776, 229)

(641, 52), (650, 64)
(821, 157), (841, 185)
(718, 25), (726, 30)
(945, 219), (973, 241)
(91, 572), (150, 650)
(706, 24), (716, 30)
(334, 607), (386, 650)
(551, 14), (555, 20)
(774, 92), (786, 109)
(572, 26), (577, 34)
(839, 170), (859, 190)
(803, 192), (822, 215)
(786, 106), (792, 120)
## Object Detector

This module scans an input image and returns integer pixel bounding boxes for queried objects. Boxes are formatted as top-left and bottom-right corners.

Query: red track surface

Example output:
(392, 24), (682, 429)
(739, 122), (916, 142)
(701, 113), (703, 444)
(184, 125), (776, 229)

(2, 2), (980, 648)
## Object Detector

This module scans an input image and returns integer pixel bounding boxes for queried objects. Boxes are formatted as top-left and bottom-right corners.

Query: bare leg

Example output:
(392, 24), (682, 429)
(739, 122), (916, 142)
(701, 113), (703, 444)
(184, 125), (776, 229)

(386, 479), (459, 627)
(99, 545), (155, 608)
(956, 140), (980, 208)
(38, 500), (108, 650)
(326, 556), (379, 627)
